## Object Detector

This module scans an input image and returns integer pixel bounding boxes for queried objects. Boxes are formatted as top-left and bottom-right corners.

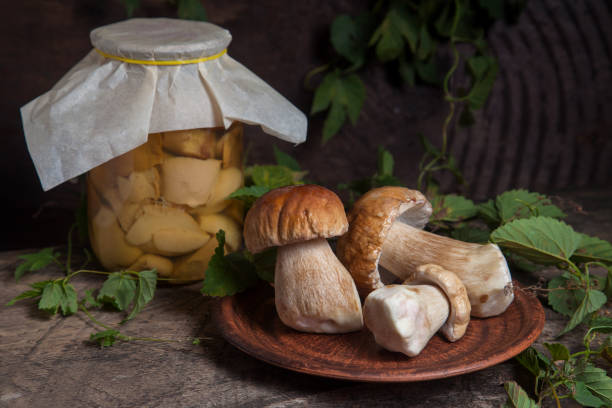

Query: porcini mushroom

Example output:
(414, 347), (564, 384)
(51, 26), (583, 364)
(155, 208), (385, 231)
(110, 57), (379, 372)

(244, 185), (363, 333)
(337, 186), (513, 318)
(404, 264), (470, 341)
(364, 264), (470, 356)
(363, 284), (449, 357)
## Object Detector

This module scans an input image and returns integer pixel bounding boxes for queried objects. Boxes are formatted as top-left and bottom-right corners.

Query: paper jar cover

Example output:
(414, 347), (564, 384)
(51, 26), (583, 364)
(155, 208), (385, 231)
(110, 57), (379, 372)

(21, 18), (308, 191)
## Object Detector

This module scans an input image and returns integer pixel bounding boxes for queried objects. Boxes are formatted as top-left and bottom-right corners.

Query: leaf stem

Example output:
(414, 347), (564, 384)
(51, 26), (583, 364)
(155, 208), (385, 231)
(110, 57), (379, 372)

(79, 304), (114, 331)
(304, 64), (330, 91)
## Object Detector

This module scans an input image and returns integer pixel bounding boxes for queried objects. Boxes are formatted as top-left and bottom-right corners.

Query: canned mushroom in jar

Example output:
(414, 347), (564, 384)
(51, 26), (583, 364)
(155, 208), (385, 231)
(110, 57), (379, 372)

(87, 123), (245, 282)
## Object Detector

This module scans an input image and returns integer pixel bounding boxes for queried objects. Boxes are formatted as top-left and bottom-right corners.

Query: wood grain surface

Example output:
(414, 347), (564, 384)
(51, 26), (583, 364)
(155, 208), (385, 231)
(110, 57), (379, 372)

(216, 282), (544, 382)
(1, 189), (610, 407)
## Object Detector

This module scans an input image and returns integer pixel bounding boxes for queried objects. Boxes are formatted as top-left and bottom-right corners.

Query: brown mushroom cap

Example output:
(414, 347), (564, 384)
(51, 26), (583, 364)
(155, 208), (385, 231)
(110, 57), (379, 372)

(336, 187), (432, 296)
(404, 264), (471, 342)
(244, 185), (349, 254)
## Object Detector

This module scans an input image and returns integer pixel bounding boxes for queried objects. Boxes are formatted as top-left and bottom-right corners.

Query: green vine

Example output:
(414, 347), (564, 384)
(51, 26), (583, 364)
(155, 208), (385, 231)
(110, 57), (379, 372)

(307, 0), (521, 190)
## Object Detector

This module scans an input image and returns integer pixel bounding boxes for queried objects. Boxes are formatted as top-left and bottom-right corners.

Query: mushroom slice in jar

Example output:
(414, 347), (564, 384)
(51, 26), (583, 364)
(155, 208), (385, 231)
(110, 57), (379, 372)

(162, 128), (218, 159)
(404, 264), (471, 342)
(125, 204), (209, 256)
(129, 254), (173, 277)
(192, 167), (244, 216)
(160, 157), (221, 207)
(363, 284), (449, 357)
(244, 185), (363, 334)
(90, 205), (143, 270)
(216, 123), (243, 169)
(337, 186), (513, 318)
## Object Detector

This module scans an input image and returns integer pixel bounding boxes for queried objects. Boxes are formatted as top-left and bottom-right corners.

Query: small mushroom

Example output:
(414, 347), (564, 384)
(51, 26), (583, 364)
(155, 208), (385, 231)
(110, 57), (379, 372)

(363, 284), (449, 357)
(337, 186), (513, 318)
(244, 185), (363, 333)
(404, 264), (470, 341)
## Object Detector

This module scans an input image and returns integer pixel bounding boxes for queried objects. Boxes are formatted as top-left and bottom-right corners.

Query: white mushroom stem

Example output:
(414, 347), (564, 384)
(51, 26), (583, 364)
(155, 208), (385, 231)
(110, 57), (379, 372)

(275, 238), (363, 334)
(379, 221), (513, 318)
(363, 285), (449, 357)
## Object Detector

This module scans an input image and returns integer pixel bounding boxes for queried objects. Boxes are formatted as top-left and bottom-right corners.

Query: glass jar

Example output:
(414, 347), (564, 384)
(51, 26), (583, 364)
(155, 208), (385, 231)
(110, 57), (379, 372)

(87, 123), (244, 282)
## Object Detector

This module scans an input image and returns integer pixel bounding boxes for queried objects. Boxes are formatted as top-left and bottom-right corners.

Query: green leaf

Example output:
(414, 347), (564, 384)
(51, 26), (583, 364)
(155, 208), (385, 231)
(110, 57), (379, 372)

(547, 274), (584, 317)
(330, 14), (373, 68)
(177, 0), (207, 21)
(249, 165), (297, 189)
(273, 145), (301, 171)
(450, 226), (491, 244)
(490, 217), (583, 265)
(229, 185), (271, 207)
(82, 289), (102, 309)
(6, 282), (46, 306)
(38, 281), (63, 314)
(125, 269), (157, 322)
(573, 381), (605, 407)
(202, 231), (260, 297)
(15, 248), (60, 281)
(323, 99), (347, 143)
(339, 74), (365, 124)
(605, 267), (612, 299)
(589, 316), (612, 333)
(250, 247), (276, 283)
(467, 56), (498, 110)
(503, 381), (538, 408)
(59, 282), (78, 315)
(90, 329), (121, 348)
(559, 289), (607, 336)
(430, 194), (478, 223)
(311, 72), (337, 115)
(515, 347), (547, 377)
(495, 189), (566, 224)
(419, 133), (441, 156)
(544, 342), (570, 361)
(370, 11), (404, 62)
(434, 2), (454, 37)
(414, 57), (439, 85)
(477, 199), (501, 226)
(377, 147), (394, 176)
(572, 234), (612, 265)
(313, 72), (365, 142)
(417, 25), (433, 60)
(393, 6), (419, 53)
(574, 363), (612, 406)
(467, 55), (491, 80)
(97, 272), (137, 311)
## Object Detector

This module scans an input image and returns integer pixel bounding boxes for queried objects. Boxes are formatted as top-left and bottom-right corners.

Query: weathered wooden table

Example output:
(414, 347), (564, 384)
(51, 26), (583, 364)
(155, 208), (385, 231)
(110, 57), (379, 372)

(1, 189), (610, 407)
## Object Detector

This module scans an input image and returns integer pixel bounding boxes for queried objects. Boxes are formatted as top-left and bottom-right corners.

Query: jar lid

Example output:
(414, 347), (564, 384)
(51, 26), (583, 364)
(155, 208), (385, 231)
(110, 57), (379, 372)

(90, 18), (232, 62)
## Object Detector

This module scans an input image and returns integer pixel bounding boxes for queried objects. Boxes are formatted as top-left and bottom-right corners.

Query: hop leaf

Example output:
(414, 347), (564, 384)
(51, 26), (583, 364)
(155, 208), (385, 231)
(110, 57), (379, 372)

(97, 272), (137, 311)
(124, 269), (157, 322)
(15, 248), (60, 281)
(490, 217), (583, 265)
(90, 330), (121, 348)
(38, 281), (78, 316)
(201, 231), (260, 297)
(503, 381), (538, 408)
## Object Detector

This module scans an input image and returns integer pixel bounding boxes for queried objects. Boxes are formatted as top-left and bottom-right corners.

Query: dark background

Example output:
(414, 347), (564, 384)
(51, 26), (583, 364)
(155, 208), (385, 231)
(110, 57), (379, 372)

(1, 0), (611, 250)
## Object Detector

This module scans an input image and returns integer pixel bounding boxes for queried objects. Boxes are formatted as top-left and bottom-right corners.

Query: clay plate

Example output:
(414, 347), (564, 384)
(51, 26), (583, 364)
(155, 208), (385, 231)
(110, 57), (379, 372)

(215, 281), (545, 382)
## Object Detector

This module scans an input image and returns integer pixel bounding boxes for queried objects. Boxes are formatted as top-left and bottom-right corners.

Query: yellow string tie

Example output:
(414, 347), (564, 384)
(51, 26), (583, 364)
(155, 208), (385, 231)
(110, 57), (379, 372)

(94, 48), (227, 65)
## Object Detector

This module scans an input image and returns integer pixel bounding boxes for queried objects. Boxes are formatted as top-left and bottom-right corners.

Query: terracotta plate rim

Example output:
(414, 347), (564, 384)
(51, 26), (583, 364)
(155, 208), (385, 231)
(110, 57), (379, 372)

(215, 281), (545, 382)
